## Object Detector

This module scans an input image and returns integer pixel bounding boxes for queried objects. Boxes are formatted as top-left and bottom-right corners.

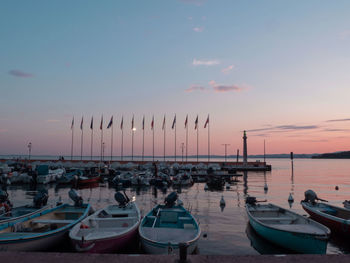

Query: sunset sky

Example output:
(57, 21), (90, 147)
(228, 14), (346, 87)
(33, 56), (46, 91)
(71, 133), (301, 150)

(1, 0), (350, 157)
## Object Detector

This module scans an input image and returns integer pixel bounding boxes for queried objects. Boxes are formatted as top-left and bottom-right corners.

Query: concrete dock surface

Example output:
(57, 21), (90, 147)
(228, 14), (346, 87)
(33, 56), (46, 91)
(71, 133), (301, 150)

(0, 252), (349, 263)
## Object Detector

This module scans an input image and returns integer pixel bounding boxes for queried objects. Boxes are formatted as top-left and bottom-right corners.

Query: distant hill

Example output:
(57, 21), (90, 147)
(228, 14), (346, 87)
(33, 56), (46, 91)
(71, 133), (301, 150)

(311, 151), (350, 159)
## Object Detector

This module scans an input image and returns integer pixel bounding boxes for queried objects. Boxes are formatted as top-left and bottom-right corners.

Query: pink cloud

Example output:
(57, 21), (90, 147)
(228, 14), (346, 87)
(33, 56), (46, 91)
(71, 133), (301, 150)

(221, 65), (234, 74)
(193, 26), (204, 32)
(209, 80), (244, 93)
(8, 70), (34, 78)
(185, 85), (207, 92)
(192, 58), (220, 66)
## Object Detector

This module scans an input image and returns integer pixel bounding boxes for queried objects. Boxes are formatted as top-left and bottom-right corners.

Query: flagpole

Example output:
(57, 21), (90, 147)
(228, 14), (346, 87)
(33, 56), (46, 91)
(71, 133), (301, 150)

(71, 118), (74, 161)
(186, 117), (188, 162)
(208, 115), (210, 163)
(174, 115), (176, 162)
(100, 117), (103, 164)
(142, 116), (145, 162)
(152, 116), (154, 162)
(131, 115), (134, 161)
(197, 124), (199, 163)
(111, 122), (113, 162)
(81, 125), (83, 161)
(90, 124), (93, 161)
(163, 116), (166, 162)
(121, 127), (124, 161)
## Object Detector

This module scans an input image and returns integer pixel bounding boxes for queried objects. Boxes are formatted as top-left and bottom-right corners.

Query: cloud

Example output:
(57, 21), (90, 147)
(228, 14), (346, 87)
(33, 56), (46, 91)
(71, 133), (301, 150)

(185, 85), (207, 92)
(46, 119), (61, 123)
(192, 58), (220, 66)
(326, 118), (350, 122)
(221, 65), (234, 74)
(0, 129), (7, 133)
(209, 80), (243, 93)
(178, 0), (206, 6)
(247, 124), (320, 133)
(188, 16), (193, 20)
(8, 70), (34, 78)
(193, 26), (204, 32)
(276, 125), (319, 130)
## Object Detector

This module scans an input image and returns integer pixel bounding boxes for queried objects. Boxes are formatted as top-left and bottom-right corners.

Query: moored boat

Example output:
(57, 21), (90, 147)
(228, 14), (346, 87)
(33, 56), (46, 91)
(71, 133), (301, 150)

(0, 189), (91, 251)
(246, 197), (330, 254)
(139, 192), (200, 254)
(302, 200), (350, 236)
(69, 191), (140, 253)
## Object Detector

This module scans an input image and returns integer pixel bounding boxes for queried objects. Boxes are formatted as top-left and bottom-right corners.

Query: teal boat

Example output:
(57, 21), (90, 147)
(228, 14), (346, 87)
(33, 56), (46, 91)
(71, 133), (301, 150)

(0, 190), (91, 251)
(246, 199), (330, 254)
(139, 192), (200, 254)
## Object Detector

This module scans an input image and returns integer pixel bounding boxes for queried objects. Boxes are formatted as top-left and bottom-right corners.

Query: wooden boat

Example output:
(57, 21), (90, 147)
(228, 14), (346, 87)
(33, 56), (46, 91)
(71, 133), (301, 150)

(246, 201), (330, 254)
(302, 201), (350, 236)
(69, 192), (140, 253)
(77, 175), (101, 185)
(0, 190), (91, 251)
(139, 192), (200, 254)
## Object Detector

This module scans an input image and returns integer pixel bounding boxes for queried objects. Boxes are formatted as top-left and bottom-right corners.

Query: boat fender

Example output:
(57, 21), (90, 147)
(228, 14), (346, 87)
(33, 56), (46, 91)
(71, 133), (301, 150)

(80, 223), (90, 229)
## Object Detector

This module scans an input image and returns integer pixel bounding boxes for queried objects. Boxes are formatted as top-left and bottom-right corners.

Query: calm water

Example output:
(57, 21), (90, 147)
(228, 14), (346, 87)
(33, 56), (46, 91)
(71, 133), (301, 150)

(4, 158), (350, 254)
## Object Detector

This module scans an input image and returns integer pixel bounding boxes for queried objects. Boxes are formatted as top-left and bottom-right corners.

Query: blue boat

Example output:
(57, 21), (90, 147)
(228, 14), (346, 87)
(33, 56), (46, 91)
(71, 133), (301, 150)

(0, 190), (91, 251)
(246, 199), (330, 254)
(139, 192), (200, 254)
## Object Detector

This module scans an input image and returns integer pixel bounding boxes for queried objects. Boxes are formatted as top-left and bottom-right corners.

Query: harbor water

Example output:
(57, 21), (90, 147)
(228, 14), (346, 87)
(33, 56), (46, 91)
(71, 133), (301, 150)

(3, 158), (350, 254)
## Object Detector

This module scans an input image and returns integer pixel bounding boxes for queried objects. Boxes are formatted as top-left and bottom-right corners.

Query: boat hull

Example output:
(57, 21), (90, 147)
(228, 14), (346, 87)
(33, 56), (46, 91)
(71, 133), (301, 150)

(140, 236), (198, 255)
(248, 216), (327, 254)
(302, 202), (350, 236)
(71, 226), (138, 253)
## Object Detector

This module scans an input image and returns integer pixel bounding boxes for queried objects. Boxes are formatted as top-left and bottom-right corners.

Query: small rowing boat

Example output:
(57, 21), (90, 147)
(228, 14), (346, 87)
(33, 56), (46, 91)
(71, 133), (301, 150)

(0, 189), (91, 251)
(139, 192), (200, 254)
(69, 191), (140, 253)
(246, 197), (330, 254)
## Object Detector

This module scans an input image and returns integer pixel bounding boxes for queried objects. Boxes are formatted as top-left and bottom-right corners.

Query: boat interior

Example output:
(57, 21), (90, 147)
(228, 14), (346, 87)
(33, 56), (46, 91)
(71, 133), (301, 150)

(316, 203), (350, 220)
(0, 206), (85, 235)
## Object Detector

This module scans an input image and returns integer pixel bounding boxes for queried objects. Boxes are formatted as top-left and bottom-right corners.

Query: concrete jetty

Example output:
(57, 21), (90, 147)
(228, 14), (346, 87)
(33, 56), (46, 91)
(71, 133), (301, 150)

(0, 252), (348, 263)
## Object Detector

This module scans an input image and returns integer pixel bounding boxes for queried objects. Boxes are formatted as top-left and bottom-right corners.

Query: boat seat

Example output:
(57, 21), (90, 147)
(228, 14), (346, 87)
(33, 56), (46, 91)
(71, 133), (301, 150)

(92, 217), (137, 221)
(160, 211), (178, 224)
(32, 219), (75, 224)
(255, 216), (295, 221)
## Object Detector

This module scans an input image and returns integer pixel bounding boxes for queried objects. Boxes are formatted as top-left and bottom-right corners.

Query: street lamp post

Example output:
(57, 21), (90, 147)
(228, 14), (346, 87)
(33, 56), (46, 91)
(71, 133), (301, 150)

(102, 142), (105, 162)
(180, 143), (185, 164)
(221, 144), (230, 163)
(28, 142), (32, 160)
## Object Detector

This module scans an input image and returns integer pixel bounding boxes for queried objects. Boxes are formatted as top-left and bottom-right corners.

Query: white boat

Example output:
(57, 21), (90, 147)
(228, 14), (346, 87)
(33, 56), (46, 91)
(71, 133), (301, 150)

(139, 192), (200, 254)
(246, 198), (330, 254)
(69, 192), (141, 253)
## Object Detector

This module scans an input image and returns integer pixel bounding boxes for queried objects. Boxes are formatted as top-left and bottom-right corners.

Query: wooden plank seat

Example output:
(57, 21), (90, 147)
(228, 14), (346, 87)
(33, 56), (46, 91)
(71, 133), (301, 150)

(255, 216), (296, 221)
(32, 219), (75, 224)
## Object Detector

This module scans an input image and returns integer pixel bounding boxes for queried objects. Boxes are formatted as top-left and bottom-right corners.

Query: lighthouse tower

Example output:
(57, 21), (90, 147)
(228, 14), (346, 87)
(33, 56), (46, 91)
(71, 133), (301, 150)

(243, 130), (248, 166)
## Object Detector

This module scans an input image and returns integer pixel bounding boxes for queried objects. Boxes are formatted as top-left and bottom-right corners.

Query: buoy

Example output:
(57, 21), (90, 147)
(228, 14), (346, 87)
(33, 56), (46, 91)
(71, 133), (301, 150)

(220, 195), (225, 206)
(335, 186), (339, 190)
(225, 182), (230, 189)
(288, 193), (294, 202)
(264, 183), (268, 191)
(204, 183), (209, 191)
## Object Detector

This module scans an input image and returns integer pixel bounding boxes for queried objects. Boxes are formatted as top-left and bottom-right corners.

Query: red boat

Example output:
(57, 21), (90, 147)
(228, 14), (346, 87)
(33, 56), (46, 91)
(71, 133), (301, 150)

(78, 175), (101, 185)
(301, 201), (350, 236)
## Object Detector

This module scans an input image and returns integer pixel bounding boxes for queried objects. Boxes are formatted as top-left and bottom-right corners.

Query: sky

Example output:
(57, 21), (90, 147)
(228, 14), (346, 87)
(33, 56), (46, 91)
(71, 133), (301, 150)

(1, 0), (350, 157)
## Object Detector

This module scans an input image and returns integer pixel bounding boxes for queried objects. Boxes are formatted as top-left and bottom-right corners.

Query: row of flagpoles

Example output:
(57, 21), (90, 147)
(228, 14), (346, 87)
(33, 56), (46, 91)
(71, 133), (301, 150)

(70, 114), (210, 163)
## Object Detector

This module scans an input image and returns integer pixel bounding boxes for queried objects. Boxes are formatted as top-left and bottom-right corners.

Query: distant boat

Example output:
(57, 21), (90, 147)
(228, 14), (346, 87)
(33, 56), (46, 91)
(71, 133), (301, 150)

(0, 190), (91, 251)
(69, 192), (140, 253)
(302, 201), (350, 236)
(139, 192), (200, 254)
(77, 175), (101, 185)
(246, 199), (330, 254)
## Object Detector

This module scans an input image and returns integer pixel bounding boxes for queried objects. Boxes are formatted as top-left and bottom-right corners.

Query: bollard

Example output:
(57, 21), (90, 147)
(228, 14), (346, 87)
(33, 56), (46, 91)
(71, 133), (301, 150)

(178, 242), (188, 262)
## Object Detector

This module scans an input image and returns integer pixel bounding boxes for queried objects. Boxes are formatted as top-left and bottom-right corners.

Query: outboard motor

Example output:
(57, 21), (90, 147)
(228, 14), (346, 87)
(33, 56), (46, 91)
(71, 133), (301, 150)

(33, 189), (48, 208)
(0, 190), (8, 203)
(114, 191), (130, 207)
(303, 189), (328, 204)
(69, 189), (83, 207)
(245, 196), (257, 206)
(164, 192), (178, 207)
